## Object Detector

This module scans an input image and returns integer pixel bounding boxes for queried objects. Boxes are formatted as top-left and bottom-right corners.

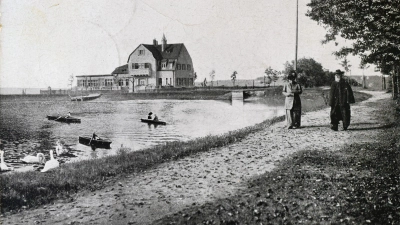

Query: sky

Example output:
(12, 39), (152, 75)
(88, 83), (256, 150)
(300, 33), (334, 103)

(0, 0), (381, 89)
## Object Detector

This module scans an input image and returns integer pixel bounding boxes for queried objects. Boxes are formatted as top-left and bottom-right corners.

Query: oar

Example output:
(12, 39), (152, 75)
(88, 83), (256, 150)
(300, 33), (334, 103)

(55, 116), (64, 121)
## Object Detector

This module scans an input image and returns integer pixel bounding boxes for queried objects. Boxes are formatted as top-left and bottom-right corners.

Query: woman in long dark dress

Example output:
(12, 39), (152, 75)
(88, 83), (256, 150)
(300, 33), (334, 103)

(282, 71), (303, 129)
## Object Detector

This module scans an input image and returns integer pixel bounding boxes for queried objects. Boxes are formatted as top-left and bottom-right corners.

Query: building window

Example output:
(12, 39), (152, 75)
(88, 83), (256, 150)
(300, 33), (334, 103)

(166, 78), (168, 85)
(139, 50), (144, 55)
(182, 64), (186, 70)
(118, 79), (124, 86)
(145, 63), (150, 68)
(126, 79), (129, 86)
(105, 79), (113, 86)
(162, 62), (167, 69)
(140, 79), (145, 85)
(169, 61), (174, 69)
(132, 63), (140, 69)
(177, 64), (181, 70)
(187, 64), (191, 70)
(170, 78), (172, 85)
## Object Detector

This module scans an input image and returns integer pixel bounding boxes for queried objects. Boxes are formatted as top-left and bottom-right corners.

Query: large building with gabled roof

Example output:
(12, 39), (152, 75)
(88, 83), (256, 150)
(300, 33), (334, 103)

(75, 35), (195, 93)
(127, 34), (195, 92)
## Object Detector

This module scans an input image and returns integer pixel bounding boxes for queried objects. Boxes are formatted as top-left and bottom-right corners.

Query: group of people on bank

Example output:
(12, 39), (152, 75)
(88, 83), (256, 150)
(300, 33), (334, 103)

(283, 69), (355, 131)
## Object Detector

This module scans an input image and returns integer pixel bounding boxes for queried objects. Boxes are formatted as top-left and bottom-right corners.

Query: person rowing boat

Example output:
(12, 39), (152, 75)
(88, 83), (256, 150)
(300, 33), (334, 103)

(55, 112), (71, 121)
(148, 112), (153, 119)
(89, 132), (100, 145)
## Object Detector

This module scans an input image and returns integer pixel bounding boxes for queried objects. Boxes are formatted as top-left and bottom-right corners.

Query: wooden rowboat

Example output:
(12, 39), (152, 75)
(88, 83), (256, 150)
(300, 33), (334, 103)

(140, 119), (167, 125)
(47, 115), (81, 123)
(78, 136), (112, 149)
(70, 93), (102, 101)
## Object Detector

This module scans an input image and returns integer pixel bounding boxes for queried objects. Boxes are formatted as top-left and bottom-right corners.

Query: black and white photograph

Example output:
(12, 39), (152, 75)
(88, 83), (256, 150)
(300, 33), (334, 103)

(1, 0), (399, 224)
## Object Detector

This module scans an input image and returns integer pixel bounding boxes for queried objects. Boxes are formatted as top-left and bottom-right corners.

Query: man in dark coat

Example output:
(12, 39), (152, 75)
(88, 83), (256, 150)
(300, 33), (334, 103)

(329, 69), (355, 131)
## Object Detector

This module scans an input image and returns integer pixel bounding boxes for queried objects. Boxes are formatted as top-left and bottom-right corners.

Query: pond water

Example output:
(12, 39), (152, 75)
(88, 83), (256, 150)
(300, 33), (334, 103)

(0, 95), (285, 171)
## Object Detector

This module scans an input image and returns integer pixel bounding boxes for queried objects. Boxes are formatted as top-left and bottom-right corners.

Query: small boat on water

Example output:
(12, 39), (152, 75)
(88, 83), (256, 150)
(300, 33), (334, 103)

(47, 115), (81, 123)
(140, 118), (167, 125)
(78, 136), (112, 149)
(70, 93), (102, 101)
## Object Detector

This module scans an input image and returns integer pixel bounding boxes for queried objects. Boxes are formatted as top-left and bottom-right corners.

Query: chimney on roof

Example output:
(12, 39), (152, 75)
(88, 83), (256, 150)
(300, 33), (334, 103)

(161, 34), (167, 52)
(153, 39), (158, 46)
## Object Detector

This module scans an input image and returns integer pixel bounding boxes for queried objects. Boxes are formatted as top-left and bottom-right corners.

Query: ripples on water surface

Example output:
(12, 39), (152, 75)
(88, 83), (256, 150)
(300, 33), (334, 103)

(0, 95), (284, 170)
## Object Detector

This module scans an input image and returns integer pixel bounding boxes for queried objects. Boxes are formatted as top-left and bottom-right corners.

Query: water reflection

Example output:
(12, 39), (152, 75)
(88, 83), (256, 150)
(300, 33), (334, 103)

(0, 96), (285, 171)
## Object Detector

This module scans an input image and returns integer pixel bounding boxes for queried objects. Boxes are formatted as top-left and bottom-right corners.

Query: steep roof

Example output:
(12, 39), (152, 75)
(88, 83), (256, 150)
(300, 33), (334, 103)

(111, 64), (128, 74)
(142, 44), (184, 60)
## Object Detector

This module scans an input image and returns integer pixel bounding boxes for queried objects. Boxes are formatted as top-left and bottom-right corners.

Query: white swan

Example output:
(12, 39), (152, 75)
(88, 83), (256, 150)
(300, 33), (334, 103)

(41, 150), (59, 172)
(0, 150), (14, 171)
(55, 140), (68, 156)
(21, 153), (46, 164)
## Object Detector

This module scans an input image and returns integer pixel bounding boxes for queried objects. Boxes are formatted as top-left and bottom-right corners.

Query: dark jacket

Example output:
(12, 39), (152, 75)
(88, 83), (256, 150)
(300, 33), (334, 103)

(329, 79), (355, 107)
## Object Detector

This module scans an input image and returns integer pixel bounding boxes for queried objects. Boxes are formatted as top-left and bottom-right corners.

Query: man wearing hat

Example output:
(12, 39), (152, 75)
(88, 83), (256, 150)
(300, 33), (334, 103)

(329, 69), (355, 131)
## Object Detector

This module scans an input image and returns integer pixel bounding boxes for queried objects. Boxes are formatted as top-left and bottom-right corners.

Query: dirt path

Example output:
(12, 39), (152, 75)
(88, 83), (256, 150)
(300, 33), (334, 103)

(2, 91), (390, 225)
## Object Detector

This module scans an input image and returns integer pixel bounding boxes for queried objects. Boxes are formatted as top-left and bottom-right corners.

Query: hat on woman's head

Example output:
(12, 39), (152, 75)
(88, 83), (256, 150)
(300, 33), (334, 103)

(287, 70), (297, 80)
(334, 69), (345, 76)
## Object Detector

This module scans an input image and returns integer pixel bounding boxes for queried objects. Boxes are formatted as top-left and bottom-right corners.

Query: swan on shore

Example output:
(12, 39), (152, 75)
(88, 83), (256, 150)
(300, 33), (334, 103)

(21, 153), (46, 164)
(41, 150), (59, 172)
(0, 150), (14, 171)
(55, 140), (68, 156)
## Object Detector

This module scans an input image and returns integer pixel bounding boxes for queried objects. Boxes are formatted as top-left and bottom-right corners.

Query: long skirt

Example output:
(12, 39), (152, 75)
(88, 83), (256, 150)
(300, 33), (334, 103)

(286, 109), (301, 128)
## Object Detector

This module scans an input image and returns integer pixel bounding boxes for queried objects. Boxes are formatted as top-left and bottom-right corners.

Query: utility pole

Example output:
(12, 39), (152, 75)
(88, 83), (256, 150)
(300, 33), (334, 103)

(294, 0), (299, 71)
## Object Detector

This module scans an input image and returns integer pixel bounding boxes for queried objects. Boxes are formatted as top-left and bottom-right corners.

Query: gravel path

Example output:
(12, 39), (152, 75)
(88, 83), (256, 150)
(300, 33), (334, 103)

(1, 91), (389, 225)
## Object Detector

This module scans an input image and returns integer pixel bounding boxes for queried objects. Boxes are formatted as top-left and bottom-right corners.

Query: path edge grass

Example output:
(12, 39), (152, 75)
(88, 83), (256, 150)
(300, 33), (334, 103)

(0, 90), (371, 214)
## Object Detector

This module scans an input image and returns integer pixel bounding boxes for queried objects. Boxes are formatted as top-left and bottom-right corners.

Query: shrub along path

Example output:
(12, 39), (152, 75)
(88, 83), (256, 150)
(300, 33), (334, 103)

(2, 91), (392, 225)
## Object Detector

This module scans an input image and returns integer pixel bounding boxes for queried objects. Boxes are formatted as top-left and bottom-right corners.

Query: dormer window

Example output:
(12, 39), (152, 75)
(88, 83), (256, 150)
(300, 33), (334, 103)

(139, 50), (145, 55)
(162, 62), (167, 69)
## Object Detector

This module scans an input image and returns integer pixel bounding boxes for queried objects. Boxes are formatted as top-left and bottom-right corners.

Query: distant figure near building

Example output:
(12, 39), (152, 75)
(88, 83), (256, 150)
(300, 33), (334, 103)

(282, 70), (303, 129)
(329, 69), (355, 131)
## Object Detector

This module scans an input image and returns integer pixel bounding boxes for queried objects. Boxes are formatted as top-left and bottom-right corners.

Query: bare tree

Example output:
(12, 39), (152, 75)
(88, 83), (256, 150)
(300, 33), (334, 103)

(209, 70), (215, 87)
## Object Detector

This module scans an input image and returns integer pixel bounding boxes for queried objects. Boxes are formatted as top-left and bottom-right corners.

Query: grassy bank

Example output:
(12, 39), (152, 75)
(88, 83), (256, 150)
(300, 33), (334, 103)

(0, 89), (370, 214)
(154, 97), (400, 224)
